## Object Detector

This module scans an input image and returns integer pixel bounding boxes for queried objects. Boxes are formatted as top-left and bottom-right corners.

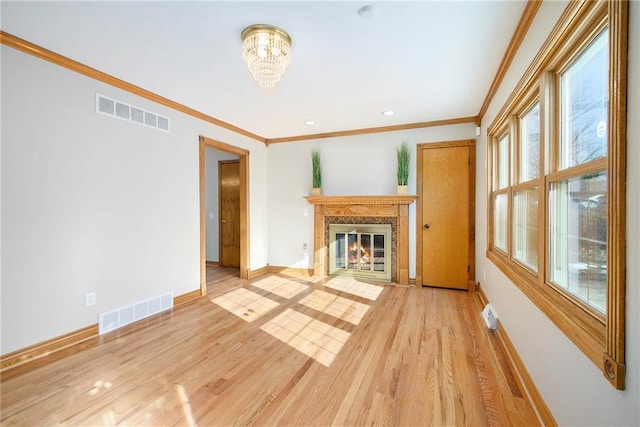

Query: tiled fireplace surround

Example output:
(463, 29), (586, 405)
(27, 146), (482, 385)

(304, 195), (417, 285)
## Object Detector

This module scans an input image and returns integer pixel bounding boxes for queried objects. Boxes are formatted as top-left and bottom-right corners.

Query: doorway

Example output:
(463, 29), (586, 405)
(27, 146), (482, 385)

(199, 136), (249, 296)
(416, 140), (475, 290)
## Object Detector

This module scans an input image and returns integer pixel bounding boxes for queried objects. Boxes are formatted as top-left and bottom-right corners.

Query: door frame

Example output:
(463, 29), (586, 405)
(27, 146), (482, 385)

(415, 139), (476, 289)
(199, 135), (250, 296)
(218, 159), (240, 268)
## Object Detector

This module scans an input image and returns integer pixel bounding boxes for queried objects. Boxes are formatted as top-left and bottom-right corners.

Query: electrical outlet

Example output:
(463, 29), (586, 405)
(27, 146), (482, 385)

(85, 292), (96, 307)
(303, 242), (308, 250)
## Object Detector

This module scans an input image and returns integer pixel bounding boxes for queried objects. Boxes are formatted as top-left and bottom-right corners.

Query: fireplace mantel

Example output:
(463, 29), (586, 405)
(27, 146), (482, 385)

(304, 195), (416, 285)
(304, 195), (417, 206)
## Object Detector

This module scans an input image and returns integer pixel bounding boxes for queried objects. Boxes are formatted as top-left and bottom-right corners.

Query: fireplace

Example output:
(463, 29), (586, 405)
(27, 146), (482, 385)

(304, 195), (416, 285)
(329, 224), (392, 282)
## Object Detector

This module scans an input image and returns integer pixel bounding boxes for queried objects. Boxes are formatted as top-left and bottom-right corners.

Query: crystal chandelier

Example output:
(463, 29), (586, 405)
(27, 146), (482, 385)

(241, 24), (292, 89)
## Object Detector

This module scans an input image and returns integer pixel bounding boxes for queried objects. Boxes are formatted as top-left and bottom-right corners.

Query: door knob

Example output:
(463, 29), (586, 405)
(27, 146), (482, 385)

(424, 223), (430, 229)
(221, 219), (228, 224)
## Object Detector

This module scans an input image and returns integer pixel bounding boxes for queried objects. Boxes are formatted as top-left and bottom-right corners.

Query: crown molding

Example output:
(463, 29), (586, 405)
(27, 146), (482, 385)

(477, 0), (543, 122)
(266, 116), (479, 145)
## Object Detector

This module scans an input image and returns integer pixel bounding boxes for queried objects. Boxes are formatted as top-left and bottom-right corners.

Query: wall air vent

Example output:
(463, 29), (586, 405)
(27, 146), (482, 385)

(98, 292), (173, 335)
(96, 93), (170, 133)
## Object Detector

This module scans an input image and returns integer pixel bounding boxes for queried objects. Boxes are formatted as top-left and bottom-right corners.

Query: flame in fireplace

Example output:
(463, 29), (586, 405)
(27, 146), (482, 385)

(348, 241), (370, 266)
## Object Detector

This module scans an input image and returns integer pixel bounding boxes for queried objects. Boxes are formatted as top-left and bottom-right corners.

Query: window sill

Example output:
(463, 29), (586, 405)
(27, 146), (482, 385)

(486, 249), (605, 368)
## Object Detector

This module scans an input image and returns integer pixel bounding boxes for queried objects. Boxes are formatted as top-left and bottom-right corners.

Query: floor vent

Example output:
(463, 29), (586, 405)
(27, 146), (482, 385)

(99, 292), (173, 335)
(96, 93), (170, 132)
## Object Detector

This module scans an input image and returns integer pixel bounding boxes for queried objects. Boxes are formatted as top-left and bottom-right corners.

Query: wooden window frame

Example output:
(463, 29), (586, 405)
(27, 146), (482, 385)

(486, 0), (627, 389)
(489, 129), (510, 255)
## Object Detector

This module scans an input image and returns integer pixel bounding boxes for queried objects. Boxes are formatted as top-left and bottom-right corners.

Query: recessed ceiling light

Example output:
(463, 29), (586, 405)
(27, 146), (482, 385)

(358, 5), (375, 19)
(382, 111), (395, 116)
(304, 120), (315, 126)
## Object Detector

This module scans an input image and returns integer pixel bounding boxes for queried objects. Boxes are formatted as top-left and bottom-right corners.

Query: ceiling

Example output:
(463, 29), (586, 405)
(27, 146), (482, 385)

(1, 1), (527, 140)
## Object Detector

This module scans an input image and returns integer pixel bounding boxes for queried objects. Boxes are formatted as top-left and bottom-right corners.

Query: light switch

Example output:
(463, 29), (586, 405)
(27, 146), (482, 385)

(209, 213), (214, 220)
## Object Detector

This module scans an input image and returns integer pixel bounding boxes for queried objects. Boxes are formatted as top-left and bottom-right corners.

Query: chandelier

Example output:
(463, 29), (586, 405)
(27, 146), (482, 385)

(241, 24), (292, 89)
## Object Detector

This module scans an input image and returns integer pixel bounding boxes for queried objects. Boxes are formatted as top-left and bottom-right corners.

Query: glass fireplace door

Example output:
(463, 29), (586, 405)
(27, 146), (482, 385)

(330, 224), (391, 282)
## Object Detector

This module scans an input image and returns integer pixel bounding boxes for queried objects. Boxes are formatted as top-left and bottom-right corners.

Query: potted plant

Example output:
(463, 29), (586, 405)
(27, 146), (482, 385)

(396, 141), (411, 194)
(311, 149), (322, 196)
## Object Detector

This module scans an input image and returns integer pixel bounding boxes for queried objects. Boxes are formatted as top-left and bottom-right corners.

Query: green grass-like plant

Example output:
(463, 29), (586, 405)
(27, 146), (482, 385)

(397, 142), (411, 185)
(311, 150), (322, 188)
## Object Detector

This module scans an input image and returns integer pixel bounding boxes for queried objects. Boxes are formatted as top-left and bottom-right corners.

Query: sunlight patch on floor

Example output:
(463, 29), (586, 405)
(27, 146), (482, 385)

(88, 380), (112, 396)
(323, 278), (384, 301)
(176, 384), (196, 427)
(260, 308), (350, 367)
(251, 277), (308, 299)
(211, 288), (279, 322)
(299, 290), (370, 325)
(102, 410), (117, 426)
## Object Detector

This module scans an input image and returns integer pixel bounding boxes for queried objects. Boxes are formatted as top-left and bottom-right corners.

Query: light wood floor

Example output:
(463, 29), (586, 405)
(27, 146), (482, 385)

(1, 267), (540, 426)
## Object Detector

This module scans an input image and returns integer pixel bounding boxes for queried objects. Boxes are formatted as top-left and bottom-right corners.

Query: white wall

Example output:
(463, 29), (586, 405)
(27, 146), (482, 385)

(266, 124), (477, 274)
(0, 46), (268, 354)
(476, 1), (640, 425)
(204, 148), (238, 262)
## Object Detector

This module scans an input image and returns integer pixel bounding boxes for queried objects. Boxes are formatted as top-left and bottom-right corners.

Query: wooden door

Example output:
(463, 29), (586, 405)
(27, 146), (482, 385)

(420, 143), (473, 290)
(219, 160), (240, 267)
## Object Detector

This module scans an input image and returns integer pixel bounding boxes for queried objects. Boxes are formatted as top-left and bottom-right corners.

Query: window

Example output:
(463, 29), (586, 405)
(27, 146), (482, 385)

(560, 29), (609, 169)
(549, 172), (607, 313)
(548, 27), (609, 315)
(513, 101), (540, 271)
(494, 193), (508, 253)
(486, 1), (626, 389)
(513, 187), (538, 271)
(492, 133), (510, 253)
(497, 134), (509, 189)
(519, 102), (540, 182)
